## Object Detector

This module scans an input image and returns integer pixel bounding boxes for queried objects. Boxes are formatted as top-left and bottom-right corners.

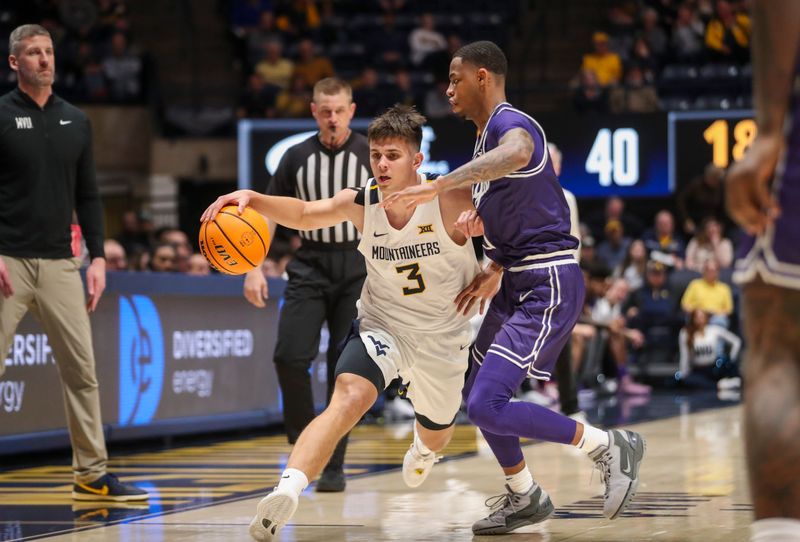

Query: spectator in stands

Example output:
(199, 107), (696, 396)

(678, 309), (741, 389)
(606, 1), (637, 59)
(591, 278), (651, 395)
(238, 72), (278, 118)
(255, 39), (294, 90)
(615, 239), (648, 291)
(588, 195), (643, 240)
(409, 13), (447, 67)
(573, 68), (609, 113)
(275, 73), (312, 117)
(115, 210), (150, 256)
(423, 80), (453, 119)
(293, 38), (334, 88)
(159, 228), (192, 273)
(685, 217), (733, 272)
(148, 243), (177, 273)
(368, 12), (408, 71)
(246, 11), (283, 68)
(102, 32), (141, 102)
(231, 0), (275, 32)
(104, 239), (127, 271)
(596, 219), (631, 271)
(609, 64), (660, 113)
(351, 67), (383, 117)
(681, 259), (734, 327)
(275, 0), (321, 40)
(672, 2), (705, 61)
(581, 31), (622, 87)
(630, 36), (658, 81)
(625, 260), (683, 355)
(704, 0), (750, 63)
(677, 162), (726, 235)
(580, 232), (597, 266)
(96, 0), (129, 37)
(385, 68), (417, 107)
(376, 0), (406, 15)
(640, 7), (668, 59)
(642, 210), (685, 268)
(187, 253), (211, 276)
(78, 42), (108, 100)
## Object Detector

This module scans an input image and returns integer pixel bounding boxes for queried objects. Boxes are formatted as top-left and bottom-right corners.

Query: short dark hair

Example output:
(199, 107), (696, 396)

(367, 104), (426, 151)
(453, 40), (508, 76)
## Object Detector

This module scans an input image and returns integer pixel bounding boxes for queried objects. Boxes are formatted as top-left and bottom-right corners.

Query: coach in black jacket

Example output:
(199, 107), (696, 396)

(243, 78), (370, 491)
(0, 24), (146, 500)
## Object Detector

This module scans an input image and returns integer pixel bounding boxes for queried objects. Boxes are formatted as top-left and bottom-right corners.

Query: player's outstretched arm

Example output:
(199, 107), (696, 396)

(380, 128), (533, 210)
(201, 189), (361, 232)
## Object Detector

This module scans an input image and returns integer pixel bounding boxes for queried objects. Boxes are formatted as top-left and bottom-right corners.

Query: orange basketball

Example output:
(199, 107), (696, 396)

(199, 205), (270, 275)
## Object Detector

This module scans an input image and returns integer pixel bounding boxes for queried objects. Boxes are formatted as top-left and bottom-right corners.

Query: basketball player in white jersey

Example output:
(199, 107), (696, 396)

(202, 105), (494, 541)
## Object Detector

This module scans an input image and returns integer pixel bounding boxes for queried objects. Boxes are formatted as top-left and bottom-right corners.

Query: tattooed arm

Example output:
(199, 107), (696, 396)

(434, 128), (534, 192)
(380, 128), (534, 209)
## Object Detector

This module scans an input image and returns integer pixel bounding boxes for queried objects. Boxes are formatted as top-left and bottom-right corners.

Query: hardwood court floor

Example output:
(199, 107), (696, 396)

(1, 391), (751, 541)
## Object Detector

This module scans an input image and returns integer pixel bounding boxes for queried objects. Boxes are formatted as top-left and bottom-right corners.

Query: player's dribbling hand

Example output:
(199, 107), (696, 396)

(0, 257), (14, 298)
(380, 182), (438, 210)
(454, 264), (503, 316)
(726, 134), (783, 236)
(455, 210), (484, 237)
(243, 268), (268, 308)
(200, 190), (254, 222)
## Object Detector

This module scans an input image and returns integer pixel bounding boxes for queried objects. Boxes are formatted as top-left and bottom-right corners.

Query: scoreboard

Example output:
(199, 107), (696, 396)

(668, 110), (755, 192)
(238, 110), (755, 199)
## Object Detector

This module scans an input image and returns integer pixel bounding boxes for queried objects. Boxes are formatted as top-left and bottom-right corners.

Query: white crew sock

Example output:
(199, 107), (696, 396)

(576, 424), (610, 454)
(413, 423), (433, 456)
(505, 467), (534, 494)
(751, 518), (800, 541)
(276, 468), (309, 497)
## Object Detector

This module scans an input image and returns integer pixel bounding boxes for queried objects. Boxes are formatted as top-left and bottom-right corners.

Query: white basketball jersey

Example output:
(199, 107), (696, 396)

(357, 175), (481, 335)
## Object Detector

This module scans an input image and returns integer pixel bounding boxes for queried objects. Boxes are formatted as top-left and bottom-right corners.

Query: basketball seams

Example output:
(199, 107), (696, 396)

(201, 221), (234, 274)
(213, 217), (257, 268)
(218, 210), (268, 256)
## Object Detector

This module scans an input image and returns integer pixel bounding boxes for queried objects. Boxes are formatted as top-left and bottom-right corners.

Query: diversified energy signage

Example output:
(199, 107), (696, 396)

(0, 278), (330, 446)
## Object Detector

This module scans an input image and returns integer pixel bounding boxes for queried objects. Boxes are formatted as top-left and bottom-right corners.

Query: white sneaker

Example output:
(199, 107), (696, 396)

(402, 442), (440, 488)
(249, 488), (298, 541)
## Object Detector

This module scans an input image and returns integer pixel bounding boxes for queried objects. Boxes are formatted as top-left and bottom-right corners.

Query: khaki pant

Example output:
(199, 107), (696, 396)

(0, 256), (107, 483)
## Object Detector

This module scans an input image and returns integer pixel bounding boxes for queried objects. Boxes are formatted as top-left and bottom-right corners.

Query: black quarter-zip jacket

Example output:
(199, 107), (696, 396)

(0, 87), (104, 260)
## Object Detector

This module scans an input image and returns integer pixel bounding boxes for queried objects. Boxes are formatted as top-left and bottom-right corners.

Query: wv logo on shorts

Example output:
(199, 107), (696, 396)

(119, 295), (164, 426)
(367, 335), (389, 356)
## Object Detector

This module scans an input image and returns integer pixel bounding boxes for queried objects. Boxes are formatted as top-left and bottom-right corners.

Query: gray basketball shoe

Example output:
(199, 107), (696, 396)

(472, 484), (555, 535)
(589, 429), (646, 519)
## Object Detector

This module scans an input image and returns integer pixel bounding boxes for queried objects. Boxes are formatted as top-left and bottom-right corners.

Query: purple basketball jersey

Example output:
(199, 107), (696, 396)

(735, 50), (800, 290)
(471, 103), (579, 269)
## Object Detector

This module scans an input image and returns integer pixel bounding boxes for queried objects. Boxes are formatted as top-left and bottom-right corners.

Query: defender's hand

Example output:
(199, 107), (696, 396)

(726, 134), (783, 236)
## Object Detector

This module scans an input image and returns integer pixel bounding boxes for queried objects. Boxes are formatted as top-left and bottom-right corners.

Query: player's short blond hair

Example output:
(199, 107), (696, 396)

(367, 105), (426, 152)
(312, 77), (352, 103)
(9, 24), (51, 56)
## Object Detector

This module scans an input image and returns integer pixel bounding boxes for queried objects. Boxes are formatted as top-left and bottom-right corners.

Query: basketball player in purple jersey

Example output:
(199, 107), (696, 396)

(727, 2), (800, 540)
(383, 41), (645, 533)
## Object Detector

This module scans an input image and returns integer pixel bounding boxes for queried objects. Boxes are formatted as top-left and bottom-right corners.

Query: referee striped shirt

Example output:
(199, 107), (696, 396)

(267, 131), (371, 244)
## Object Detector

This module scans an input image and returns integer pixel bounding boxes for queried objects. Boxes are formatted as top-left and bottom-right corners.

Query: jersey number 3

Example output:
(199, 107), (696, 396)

(396, 263), (426, 295)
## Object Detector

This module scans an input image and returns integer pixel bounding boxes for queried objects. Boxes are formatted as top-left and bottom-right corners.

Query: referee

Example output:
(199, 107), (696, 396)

(244, 77), (370, 492)
(0, 24), (145, 500)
